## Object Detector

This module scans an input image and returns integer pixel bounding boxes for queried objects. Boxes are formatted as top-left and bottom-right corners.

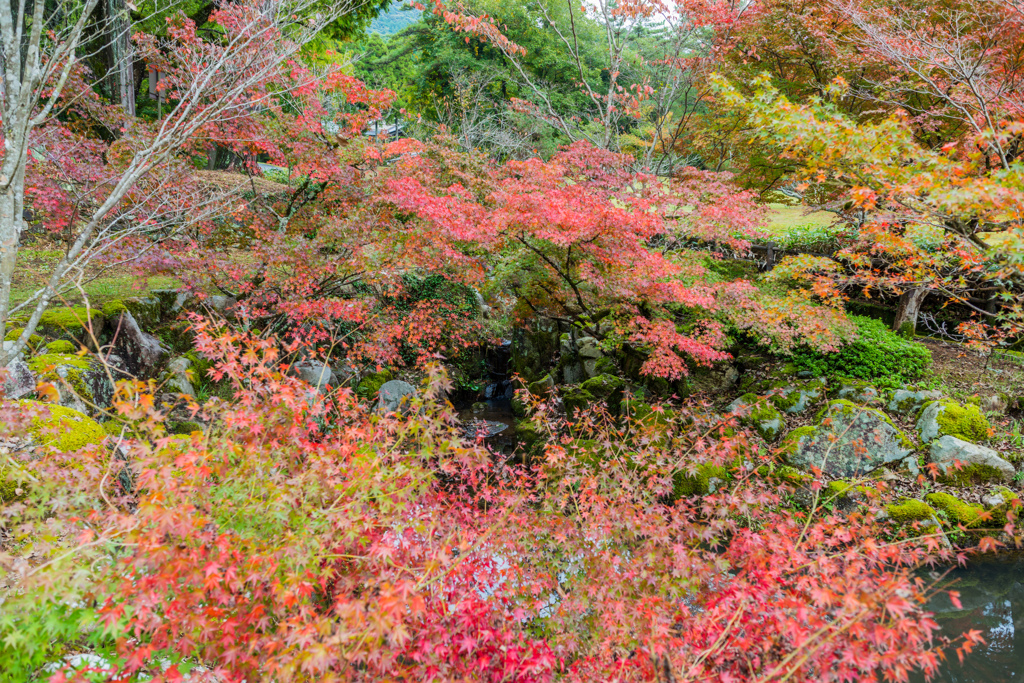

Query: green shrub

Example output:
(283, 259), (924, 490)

(786, 316), (931, 385)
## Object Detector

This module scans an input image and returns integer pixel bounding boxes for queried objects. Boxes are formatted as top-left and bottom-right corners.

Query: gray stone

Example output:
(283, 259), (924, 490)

(205, 295), (238, 317)
(784, 401), (913, 478)
(727, 394), (784, 441)
(583, 358), (599, 378)
(689, 363), (740, 395)
(769, 380), (826, 414)
(107, 310), (166, 379)
(292, 360), (335, 392)
(929, 436), (1014, 482)
(164, 356), (196, 397)
(54, 361), (114, 414)
(577, 337), (603, 359)
(888, 388), (942, 415)
(376, 380), (417, 414)
(835, 380), (882, 406)
(1, 358), (35, 399)
(563, 363), (584, 385)
(332, 359), (361, 388)
(2, 340), (24, 360)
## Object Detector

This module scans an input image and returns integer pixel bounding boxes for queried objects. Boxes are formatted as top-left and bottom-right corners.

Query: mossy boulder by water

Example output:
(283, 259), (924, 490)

(924, 492), (985, 527)
(917, 400), (992, 443)
(885, 499), (936, 523)
(782, 401), (913, 478)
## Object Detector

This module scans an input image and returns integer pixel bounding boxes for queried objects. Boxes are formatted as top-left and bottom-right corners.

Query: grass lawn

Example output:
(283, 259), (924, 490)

(10, 247), (180, 310)
(764, 203), (835, 235)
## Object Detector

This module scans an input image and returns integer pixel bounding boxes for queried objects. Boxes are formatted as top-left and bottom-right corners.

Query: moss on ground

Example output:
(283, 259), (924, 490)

(939, 462), (1008, 487)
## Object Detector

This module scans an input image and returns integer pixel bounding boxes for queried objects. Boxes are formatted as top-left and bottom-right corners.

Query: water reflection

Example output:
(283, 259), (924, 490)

(912, 554), (1024, 682)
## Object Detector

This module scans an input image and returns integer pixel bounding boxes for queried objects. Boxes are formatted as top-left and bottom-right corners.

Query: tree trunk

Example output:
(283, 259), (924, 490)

(0, 163), (26, 350)
(892, 287), (928, 338)
(107, 0), (135, 116)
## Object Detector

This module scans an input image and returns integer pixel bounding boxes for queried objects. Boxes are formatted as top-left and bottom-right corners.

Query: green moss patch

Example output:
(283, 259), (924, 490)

(924, 492), (985, 527)
(885, 499), (936, 523)
(44, 340), (77, 354)
(4, 327), (42, 349)
(924, 400), (991, 443)
(18, 400), (106, 451)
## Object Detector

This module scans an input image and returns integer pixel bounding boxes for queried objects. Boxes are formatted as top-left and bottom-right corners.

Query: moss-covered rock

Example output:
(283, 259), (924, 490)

(833, 378), (883, 406)
(885, 498), (936, 523)
(580, 374), (626, 415)
(516, 420), (546, 461)
(169, 420), (203, 435)
(924, 492), (985, 527)
(756, 463), (813, 486)
(767, 378), (826, 414)
(593, 357), (618, 377)
(27, 352), (113, 412)
(356, 370), (394, 400)
(888, 388), (943, 415)
(917, 400), (992, 443)
(527, 374), (555, 398)
(18, 400), (106, 451)
(122, 297), (163, 329)
(783, 401), (914, 478)
(44, 339), (77, 354)
(562, 385), (595, 421)
(728, 393), (785, 441)
(4, 327), (42, 349)
(37, 306), (105, 345)
(673, 463), (729, 497)
(981, 487), (1023, 526)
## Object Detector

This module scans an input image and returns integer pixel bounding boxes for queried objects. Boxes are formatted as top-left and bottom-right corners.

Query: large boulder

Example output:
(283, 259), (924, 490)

(291, 360), (336, 393)
(376, 380), (417, 414)
(28, 351), (114, 414)
(916, 400), (991, 443)
(106, 309), (166, 378)
(929, 435), (1015, 484)
(37, 306), (107, 347)
(782, 400), (914, 478)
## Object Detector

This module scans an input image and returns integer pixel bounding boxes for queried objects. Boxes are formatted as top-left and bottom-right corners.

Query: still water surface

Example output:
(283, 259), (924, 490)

(912, 554), (1024, 682)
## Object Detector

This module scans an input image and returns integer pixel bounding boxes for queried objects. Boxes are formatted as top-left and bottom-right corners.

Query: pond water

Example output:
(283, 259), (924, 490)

(911, 553), (1024, 682)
